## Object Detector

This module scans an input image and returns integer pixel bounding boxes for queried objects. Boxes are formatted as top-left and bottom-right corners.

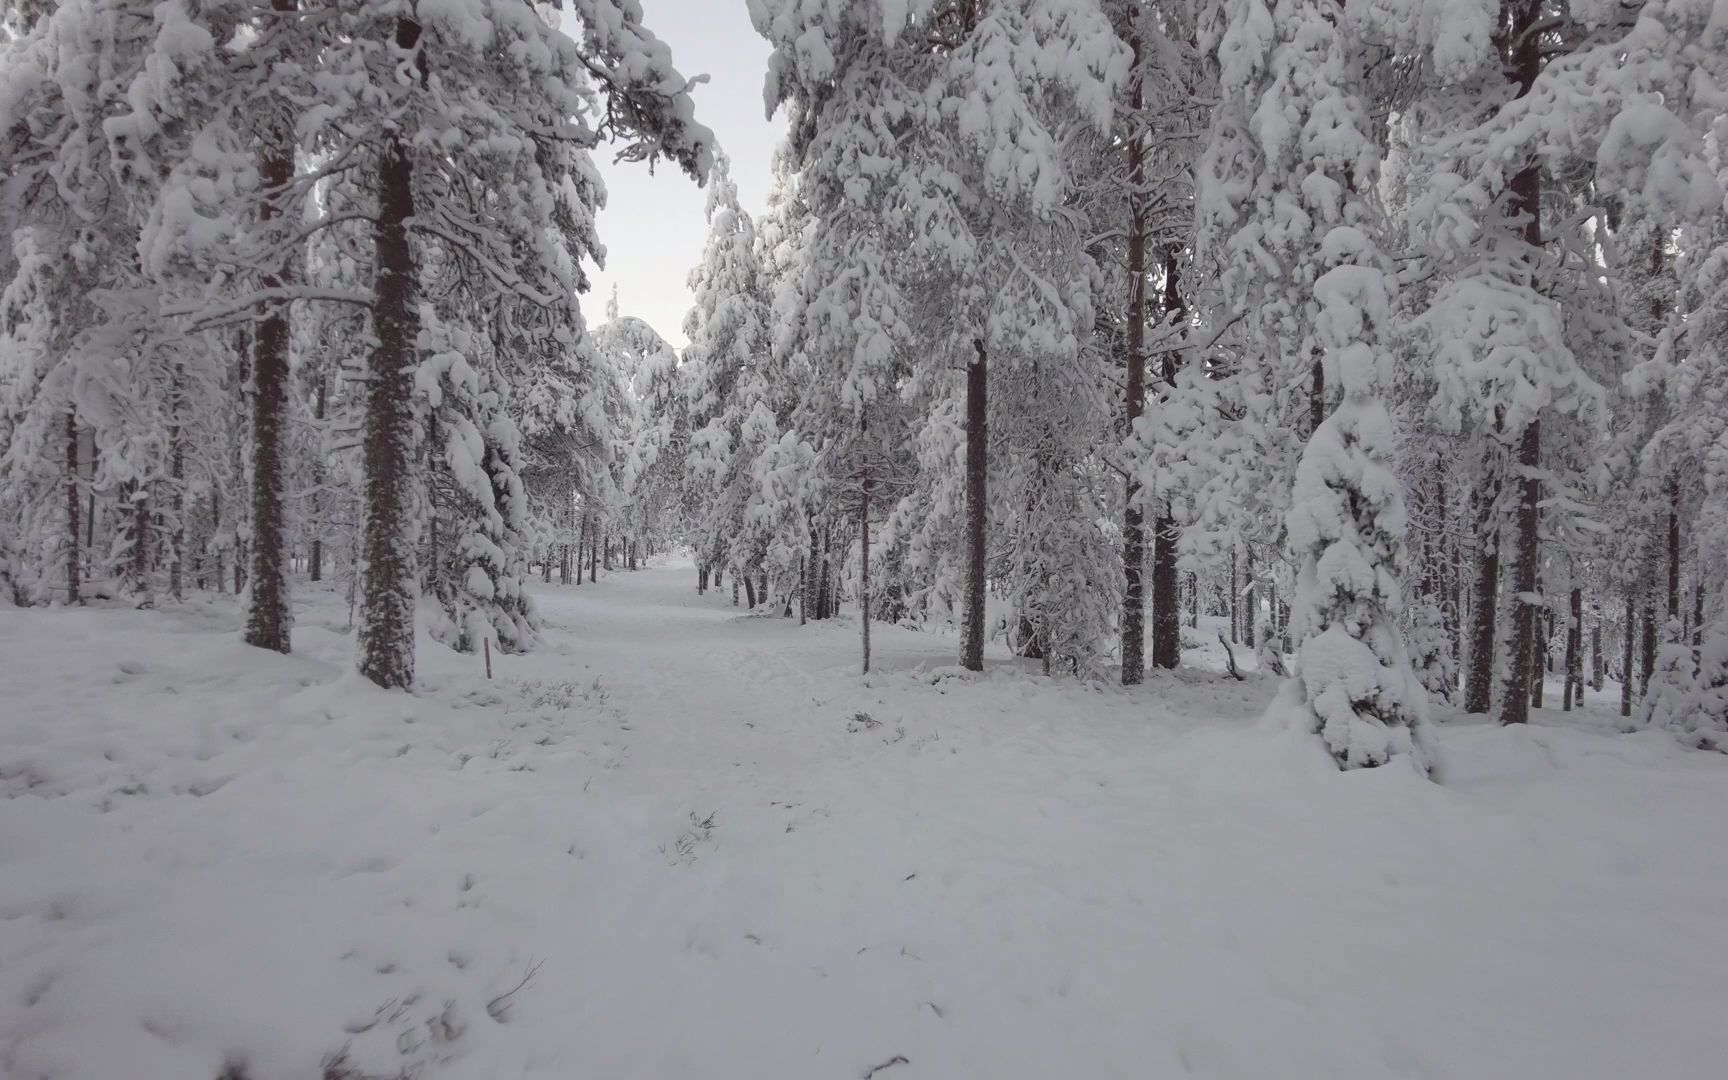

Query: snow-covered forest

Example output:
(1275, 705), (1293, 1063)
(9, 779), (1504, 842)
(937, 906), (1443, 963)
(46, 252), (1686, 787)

(3, 1), (1728, 1077)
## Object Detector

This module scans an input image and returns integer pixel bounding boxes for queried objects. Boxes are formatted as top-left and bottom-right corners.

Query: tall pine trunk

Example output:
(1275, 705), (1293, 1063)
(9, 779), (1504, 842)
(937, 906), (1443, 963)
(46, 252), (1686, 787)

(960, 337), (988, 672)
(1150, 248), (1184, 670)
(169, 371), (185, 603)
(310, 371), (327, 583)
(64, 408), (80, 605)
(1119, 28), (1147, 686)
(357, 13), (422, 690)
(1563, 585), (1582, 710)
(244, 14), (296, 651)
(1465, 521), (1499, 712)
(1495, 0), (1544, 726)
(860, 415), (872, 675)
(1621, 592), (1635, 717)
(1500, 419), (1542, 725)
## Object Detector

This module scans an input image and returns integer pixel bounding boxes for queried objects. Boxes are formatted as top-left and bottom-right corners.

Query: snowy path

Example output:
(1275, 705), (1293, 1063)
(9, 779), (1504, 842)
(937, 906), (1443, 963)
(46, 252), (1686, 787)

(4, 559), (1728, 1079)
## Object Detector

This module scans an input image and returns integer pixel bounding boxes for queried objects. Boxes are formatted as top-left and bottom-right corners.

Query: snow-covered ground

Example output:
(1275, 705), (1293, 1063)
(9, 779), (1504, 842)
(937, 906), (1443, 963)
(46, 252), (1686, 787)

(4, 558), (1727, 1080)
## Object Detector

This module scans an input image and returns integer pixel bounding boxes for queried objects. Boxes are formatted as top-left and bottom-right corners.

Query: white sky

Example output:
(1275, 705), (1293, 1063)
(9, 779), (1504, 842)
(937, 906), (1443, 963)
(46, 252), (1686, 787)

(573, 0), (785, 348)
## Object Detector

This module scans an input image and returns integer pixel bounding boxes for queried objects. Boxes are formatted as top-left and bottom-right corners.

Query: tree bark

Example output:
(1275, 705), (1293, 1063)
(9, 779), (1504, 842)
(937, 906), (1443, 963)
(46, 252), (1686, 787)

(169, 375), (185, 603)
(1151, 248), (1184, 670)
(64, 408), (80, 605)
(1495, 0), (1544, 725)
(960, 337), (988, 672)
(1563, 585), (1582, 710)
(128, 482), (151, 601)
(1591, 617), (1604, 691)
(1243, 547), (1256, 650)
(1640, 603), (1656, 692)
(861, 421), (872, 675)
(1667, 476), (1681, 626)
(1499, 418), (1541, 725)
(1119, 27), (1147, 686)
(1621, 593), (1635, 717)
(242, 0), (297, 652)
(356, 11), (422, 690)
(310, 368), (327, 583)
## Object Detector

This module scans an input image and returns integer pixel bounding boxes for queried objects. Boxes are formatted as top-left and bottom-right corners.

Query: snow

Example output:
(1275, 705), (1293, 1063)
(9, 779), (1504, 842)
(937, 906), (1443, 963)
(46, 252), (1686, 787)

(4, 558), (1728, 1078)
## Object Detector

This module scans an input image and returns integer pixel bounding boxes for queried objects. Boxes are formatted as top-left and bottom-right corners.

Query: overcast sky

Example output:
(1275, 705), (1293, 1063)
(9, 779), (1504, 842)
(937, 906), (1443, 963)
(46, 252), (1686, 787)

(573, 0), (785, 348)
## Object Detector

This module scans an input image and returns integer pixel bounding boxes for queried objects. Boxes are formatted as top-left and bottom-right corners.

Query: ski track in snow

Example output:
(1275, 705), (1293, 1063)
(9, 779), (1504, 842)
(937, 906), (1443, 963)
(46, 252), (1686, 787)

(3, 557), (1727, 1079)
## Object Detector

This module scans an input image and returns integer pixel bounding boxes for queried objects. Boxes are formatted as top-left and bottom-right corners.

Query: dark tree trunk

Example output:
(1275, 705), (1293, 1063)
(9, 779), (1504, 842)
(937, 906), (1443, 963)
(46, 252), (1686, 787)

(1640, 603), (1656, 692)
(129, 483), (151, 600)
(1228, 548), (1239, 643)
(1150, 248), (1184, 670)
(242, 0), (297, 651)
(1667, 478), (1681, 626)
(1119, 27), (1147, 686)
(1563, 586), (1582, 710)
(1621, 593), (1636, 717)
(744, 573), (756, 610)
(356, 13), (423, 690)
(861, 424), (872, 675)
(1695, 574), (1706, 662)
(1591, 617), (1604, 691)
(169, 380), (185, 603)
(64, 408), (80, 605)
(1529, 597), (1545, 711)
(212, 488), (225, 595)
(819, 530), (834, 619)
(1243, 547), (1256, 650)
(309, 369), (327, 584)
(960, 337), (988, 672)
(1496, 0), (1544, 725)
(1500, 419), (1541, 725)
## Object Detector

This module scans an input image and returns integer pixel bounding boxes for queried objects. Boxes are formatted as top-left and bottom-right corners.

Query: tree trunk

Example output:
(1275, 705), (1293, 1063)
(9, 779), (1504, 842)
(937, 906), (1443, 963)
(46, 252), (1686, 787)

(356, 15), (422, 690)
(1499, 418), (1541, 726)
(1150, 247), (1184, 670)
(1667, 477), (1681, 626)
(960, 337), (988, 672)
(589, 516), (598, 583)
(212, 488), (225, 595)
(310, 369), (327, 584)
(1462, 473), (1502, 707)
(1640, 603), (1656, 692)
(1695, 573), (1706, 663)
(243, 0), (298, 651)
(1119, 28), (1148, 686)
(1621, 593), (1635, 717)
(861, 430), (872, 675)
(129, 484), (152, 601)
(64, 408), (80, 605)
(1591, 617), (1604, 691)
(1495, 0), (1544, 726)
(744, 573), (756, 610)
(1563, 586), (1582, 710)
(1244, 548), (1256, 650)
(169, 381), (185, 603)
(1228, 547), (1239, 644)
